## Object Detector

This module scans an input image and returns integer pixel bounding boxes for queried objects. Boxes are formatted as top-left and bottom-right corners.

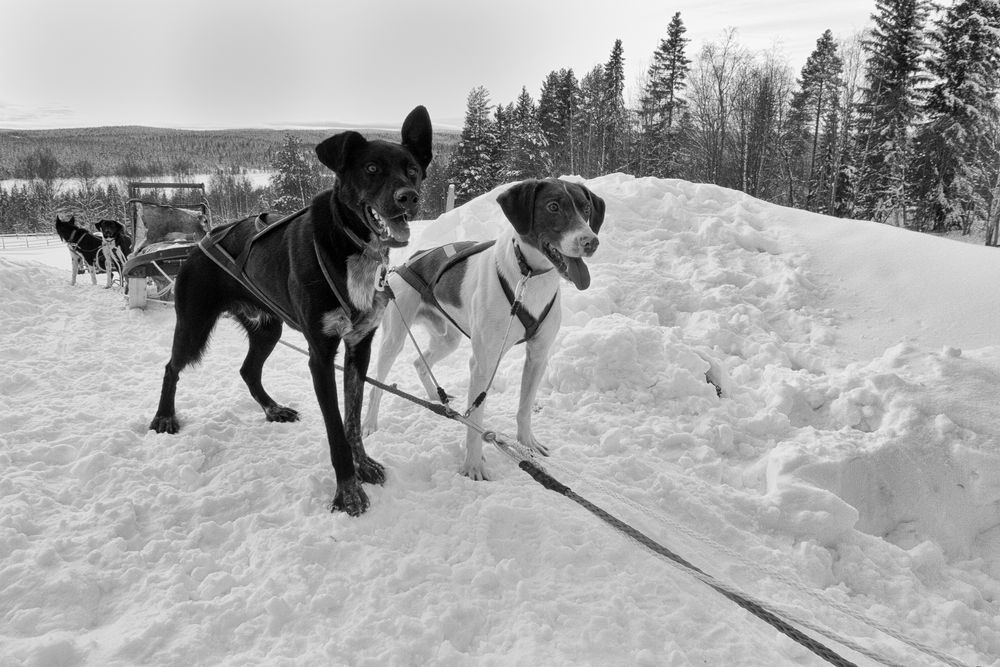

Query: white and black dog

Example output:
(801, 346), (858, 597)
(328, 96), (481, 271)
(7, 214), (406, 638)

(362, 178), (604, 480)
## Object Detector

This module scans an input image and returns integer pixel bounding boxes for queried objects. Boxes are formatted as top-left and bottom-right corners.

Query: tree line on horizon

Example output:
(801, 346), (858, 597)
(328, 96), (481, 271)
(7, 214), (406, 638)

(0, 131), (458, 234)
(3, 0), (998, 243)
(447, 0), (1000, 244)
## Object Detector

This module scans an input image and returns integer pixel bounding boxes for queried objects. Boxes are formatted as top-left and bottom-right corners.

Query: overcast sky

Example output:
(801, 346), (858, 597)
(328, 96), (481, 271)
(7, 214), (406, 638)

(0, 0), (875, 131)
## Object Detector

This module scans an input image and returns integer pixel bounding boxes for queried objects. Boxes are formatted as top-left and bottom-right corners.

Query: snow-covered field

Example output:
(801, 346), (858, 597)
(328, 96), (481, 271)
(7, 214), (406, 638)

(2, 174), (998, 666)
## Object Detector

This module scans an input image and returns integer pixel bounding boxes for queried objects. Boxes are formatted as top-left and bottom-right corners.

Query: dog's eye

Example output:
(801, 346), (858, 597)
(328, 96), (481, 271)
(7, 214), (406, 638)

(407, 165), (419, 179)
(366, 163), (379, 174)
(546, 202), (560, 213)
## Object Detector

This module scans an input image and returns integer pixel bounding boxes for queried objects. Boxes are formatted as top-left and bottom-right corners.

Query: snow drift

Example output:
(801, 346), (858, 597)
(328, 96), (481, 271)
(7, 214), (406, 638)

(1, 174), (998, 666)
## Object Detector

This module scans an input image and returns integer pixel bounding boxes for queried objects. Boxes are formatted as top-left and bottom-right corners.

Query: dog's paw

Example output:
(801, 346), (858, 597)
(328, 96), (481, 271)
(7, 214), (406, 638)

(518, 433), (551, 457)
(149, 415), (179, 434)
(356, 456), (386, 485)
(331, 478), (369, 516)
(265, 405), (300, 423)
(460, 458), (490, 482)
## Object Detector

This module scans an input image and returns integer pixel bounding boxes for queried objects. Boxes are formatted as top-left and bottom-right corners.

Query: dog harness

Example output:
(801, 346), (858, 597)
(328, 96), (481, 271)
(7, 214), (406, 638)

(198, 207), (379, 331)
(393, 239), (556, 343)
(63, 227), (102, 255)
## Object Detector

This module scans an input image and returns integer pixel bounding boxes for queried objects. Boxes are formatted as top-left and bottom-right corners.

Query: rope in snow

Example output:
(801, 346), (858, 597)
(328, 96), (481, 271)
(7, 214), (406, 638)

(275, 339), (969, 667)
(536, 458), (973, 667)
(488, 436), (869, 667)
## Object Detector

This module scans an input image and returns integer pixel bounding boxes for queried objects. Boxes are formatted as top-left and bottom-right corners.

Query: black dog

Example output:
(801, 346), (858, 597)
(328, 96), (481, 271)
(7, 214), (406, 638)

(54, 215), (104, 286)
(95, 219), (133, 287)
(149, 106), (432, 516)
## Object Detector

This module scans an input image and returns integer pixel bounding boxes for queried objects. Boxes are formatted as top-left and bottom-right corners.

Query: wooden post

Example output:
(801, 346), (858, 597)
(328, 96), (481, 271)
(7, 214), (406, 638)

(445, 184), (456, 212)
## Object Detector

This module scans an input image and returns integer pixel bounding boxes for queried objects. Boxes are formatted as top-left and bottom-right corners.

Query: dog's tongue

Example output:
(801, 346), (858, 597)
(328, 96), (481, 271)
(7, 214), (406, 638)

(386, 219), (410, 245)
(565, 256), (591, 290)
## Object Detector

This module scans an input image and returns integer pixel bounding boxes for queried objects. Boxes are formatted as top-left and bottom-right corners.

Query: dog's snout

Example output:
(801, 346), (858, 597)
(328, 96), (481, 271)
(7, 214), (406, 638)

(581, 235), (599, 256)
(395, 187), (420, 210)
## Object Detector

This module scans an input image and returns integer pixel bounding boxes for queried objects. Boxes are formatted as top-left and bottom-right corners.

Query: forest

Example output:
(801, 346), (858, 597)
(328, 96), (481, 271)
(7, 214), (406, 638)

(0, 129), (459, 233)
(450, 0), (1000, 245)
(2, 0), (998, 244)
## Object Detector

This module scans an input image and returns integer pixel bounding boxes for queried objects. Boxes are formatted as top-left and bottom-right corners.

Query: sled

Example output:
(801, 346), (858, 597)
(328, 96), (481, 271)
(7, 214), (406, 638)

(123, 182), (212, 308)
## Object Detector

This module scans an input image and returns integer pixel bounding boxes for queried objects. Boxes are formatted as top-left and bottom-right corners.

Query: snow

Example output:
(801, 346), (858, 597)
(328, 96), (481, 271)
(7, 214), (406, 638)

(2, 174), (999, 666)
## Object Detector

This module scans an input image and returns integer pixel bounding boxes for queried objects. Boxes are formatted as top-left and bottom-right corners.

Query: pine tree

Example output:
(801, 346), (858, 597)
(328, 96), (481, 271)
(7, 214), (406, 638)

(492, 103), (513, 176)
(641, 12), (691, 177)
(602, 40), (628, 173)
(814, 99), (842, 214)
(577, 65), (606, 177)
(538, 69), (580, 175)
(787, 30), (844, 210)
(503, 88), (552, 180)
(450, 86), (498, 204)
(854, 0), (931, 224)
(270, 134), (320, 212)
(909, 0), (1000, 233)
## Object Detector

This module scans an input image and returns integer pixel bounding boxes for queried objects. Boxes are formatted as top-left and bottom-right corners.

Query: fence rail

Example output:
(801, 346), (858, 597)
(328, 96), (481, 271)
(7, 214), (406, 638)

(0, 234), (62, 250)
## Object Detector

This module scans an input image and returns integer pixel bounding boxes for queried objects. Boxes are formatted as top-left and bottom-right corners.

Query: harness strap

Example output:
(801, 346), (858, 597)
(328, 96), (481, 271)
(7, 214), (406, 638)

(199, 207), (379, 332)
(496, 269), (556, 343)
(313, 240), (356, 317)
(66, 228), (102, 254)
(199, 236), (302, 329)
(394, 241), (497, 338)
(199, 213), (305, 329)
(396, 239), (557, 344)
(500, 240), (557, 343)
(233, 206), (309, 274)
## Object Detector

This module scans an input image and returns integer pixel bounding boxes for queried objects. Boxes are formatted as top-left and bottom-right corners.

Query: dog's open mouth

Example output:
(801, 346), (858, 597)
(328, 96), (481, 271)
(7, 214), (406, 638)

(543, 241), (591, 290)
(364, 205), (410, 246)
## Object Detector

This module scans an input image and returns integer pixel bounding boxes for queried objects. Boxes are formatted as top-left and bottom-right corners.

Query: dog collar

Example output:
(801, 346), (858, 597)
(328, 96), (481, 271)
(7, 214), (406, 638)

(512, 240), (553, 278)
(342, 224), (369, 251)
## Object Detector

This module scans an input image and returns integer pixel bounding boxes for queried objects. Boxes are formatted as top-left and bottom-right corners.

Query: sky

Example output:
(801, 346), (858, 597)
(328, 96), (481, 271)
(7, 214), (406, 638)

(0, 0), (876, 131)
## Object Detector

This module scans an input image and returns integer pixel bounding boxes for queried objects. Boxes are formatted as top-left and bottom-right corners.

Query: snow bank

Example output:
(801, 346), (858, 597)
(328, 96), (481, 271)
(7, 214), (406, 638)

(2, 175), (999, 666)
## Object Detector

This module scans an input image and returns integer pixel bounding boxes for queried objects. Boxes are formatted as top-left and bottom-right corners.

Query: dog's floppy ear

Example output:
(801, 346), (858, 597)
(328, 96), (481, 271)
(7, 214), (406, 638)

(401, 105), (433, 177)
(497, 180), (542, 235)
(315, 131), (367, 174)
(585, 188), (606, 234)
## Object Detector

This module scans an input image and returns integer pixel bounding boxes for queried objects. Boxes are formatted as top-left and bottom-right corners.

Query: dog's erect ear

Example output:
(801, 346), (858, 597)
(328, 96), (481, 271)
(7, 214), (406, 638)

(401, 105), (433, 177)
(584, 188), (606, 234)
(315, 131), (367, 174)
(498, 180), (542, 235)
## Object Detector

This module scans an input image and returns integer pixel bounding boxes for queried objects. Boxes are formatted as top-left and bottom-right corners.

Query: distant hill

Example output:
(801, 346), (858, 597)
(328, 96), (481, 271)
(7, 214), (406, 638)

(0, 125), (460, 179)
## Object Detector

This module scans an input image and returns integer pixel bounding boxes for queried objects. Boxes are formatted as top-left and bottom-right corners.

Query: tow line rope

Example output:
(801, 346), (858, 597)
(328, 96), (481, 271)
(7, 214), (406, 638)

(546, 457), (972, 667)
(387, 270), (531, 417)
(274, 337), (971, 667)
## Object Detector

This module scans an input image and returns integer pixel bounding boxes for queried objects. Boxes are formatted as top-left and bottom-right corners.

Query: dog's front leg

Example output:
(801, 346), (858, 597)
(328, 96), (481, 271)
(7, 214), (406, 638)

(343, 332), (386, 485)
(308, 342), (368, 516)
(516, 335), (556, 457)
(461, 340), (494, 481)
(102, 246), (114, 288)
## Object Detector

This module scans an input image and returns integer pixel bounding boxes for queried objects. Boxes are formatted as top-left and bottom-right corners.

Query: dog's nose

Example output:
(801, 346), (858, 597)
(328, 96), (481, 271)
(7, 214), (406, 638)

(581, 235), (599, 256)
(395, 187), (420, 211)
